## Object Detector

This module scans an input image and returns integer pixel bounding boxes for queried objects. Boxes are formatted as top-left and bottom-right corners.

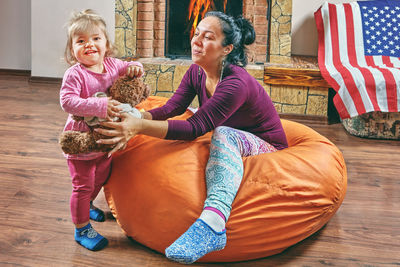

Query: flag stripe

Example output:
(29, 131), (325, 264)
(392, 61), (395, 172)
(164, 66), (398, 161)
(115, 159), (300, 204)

(382, 56), (394, 68)
(323, 3), (357, 117)
(315, 5), (351, 118)
(368, 57), (398, 112)
(375, 56), (400, 111)
(329, 3), (366, 116)
(391, 57), (400, 68)
(343, 3), (378, 112)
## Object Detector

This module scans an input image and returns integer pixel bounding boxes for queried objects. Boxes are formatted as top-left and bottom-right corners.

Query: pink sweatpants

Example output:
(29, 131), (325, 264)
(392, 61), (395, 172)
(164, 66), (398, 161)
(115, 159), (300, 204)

(67, 155), (112, 224)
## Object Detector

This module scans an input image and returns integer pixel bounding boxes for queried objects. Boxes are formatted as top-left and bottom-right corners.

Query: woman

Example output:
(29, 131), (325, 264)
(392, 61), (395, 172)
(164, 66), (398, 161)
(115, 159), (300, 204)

(96, 11), (288, 264)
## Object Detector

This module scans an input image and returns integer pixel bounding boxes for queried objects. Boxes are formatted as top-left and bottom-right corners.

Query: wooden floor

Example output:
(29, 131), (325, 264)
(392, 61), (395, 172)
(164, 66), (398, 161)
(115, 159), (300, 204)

(0, 71), (399, 267)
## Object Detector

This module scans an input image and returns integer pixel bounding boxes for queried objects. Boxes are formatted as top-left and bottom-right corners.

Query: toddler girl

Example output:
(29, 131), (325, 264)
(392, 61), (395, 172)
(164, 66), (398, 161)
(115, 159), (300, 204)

(60, 9), (144, 251)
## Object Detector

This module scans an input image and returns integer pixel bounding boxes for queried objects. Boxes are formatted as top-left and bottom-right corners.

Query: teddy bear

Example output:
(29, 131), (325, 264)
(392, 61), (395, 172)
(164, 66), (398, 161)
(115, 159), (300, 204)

(59, 76), (151, 154)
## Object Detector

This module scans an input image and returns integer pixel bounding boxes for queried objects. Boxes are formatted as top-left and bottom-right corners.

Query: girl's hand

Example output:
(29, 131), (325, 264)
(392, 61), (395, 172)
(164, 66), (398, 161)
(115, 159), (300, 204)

(126, 65), (144, 78)
(107, 97), (122, 121)
(95, 112), (142, 156)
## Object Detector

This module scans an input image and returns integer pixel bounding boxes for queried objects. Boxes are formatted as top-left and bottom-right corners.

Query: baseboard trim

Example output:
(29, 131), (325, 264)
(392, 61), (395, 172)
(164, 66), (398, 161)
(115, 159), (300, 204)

(29, 76), (62, 84)
(0, 69), (31, 76)
(0, 69), (62, 84)
(279, 113), (329, 125)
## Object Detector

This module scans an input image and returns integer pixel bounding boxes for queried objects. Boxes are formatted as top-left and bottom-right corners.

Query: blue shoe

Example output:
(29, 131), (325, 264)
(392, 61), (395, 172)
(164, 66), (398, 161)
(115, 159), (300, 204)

(165, 219), (227, 264)
(75, 223), (108, 251)
(90, 202), (105, 222)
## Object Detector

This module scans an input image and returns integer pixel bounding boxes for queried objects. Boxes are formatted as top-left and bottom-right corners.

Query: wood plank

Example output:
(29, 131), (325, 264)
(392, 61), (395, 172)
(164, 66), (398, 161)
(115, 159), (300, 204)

(0, 72), (399, 266)
(264, 66), (331, 88)
(264, 55), (331, 88)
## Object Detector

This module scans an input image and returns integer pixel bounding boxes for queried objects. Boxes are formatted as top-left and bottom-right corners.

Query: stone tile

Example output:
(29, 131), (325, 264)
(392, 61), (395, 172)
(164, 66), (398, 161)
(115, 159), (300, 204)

(273, 102), (283, 113)
(143, 63), (161, 73)
(143, 73), (158, 94)
(279, 34), (292, 56)
(308, 87), (329, 96)
(306, 95), (328, 116)
(282, 104), (306, 114)
(270, 24), (280, 55)
(160, 64), (174, 73)
(114, 29), (125, 57)
(279, 20), (291, 35)
(278, 0), (292, 16)
(158, 71), (174, 92)
(119, 0), (132, 10)
(277, 15), (291, 24)
(270, 85), (308, 105)
(246, 68), (264, 80)
(271, 3), (283, 19)
(173, 65), (189, 90)
(269, 55), (292, 64)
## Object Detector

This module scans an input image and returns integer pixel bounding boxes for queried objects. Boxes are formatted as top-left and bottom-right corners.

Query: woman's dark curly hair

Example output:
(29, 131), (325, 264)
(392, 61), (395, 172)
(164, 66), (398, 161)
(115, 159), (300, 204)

(204, 11), (256, 67)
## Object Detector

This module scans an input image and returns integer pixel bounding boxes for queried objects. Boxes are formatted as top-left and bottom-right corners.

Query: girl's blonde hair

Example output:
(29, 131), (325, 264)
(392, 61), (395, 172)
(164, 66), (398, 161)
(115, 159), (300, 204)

(64, 9), (116, 65)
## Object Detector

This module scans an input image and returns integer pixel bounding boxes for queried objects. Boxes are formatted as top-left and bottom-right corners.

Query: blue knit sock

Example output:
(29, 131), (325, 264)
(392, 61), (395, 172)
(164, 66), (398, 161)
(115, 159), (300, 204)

(165, 219), (227, 264)
(90, 201), (105, 222)
(75, 223), (108, 251)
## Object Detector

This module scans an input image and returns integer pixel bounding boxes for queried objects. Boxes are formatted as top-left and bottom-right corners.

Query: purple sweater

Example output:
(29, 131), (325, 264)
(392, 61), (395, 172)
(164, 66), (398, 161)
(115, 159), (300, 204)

(149, 64), (288, 150)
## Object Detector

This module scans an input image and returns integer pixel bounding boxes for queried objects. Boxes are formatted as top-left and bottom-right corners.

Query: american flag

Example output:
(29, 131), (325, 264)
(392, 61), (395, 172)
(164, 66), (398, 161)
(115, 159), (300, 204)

(315, 0), (400, 119)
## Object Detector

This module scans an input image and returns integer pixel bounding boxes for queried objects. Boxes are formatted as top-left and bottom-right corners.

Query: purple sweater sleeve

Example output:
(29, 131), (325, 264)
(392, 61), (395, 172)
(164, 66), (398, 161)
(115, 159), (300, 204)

(150, 65), (247, 140)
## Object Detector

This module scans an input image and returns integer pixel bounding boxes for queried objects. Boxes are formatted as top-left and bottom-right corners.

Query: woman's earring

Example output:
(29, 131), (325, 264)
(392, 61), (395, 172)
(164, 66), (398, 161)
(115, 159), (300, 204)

(219, 59), (225, 82)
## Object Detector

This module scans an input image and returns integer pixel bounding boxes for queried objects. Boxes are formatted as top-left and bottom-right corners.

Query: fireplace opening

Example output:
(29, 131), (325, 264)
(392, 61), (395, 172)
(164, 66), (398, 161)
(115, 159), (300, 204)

(165, 0), (243, 59)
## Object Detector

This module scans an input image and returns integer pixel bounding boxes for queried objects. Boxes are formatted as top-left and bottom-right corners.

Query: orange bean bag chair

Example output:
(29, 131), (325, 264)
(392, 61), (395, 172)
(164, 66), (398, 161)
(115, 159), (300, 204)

(103, 96), (347, 262)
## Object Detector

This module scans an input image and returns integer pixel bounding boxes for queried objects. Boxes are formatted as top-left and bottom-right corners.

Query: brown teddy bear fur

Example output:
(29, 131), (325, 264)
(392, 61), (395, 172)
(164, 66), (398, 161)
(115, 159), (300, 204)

(59, 76), (151, 154)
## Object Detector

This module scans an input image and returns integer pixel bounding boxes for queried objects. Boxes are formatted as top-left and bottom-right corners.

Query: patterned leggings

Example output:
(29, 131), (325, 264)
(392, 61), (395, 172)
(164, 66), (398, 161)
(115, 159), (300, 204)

(203, 126), (277, 220)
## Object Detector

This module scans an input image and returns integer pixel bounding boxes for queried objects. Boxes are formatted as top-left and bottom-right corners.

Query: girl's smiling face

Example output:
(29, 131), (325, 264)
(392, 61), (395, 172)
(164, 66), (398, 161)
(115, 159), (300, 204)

(191, 16), (227, 68)
(72, 26), (107, 72)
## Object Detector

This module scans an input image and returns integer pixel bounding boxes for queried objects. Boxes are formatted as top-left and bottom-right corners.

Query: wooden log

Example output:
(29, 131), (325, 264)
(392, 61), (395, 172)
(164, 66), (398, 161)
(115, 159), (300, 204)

(264, 66), (331, 88)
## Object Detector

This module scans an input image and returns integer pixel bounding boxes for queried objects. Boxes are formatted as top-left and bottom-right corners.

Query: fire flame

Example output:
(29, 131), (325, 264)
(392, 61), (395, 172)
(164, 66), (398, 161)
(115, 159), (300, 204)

(188, 0), (227, 39)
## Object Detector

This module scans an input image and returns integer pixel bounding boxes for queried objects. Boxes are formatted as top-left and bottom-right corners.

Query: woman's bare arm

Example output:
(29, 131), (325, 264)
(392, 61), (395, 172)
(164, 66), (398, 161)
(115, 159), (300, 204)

(95, 112), (167, 156)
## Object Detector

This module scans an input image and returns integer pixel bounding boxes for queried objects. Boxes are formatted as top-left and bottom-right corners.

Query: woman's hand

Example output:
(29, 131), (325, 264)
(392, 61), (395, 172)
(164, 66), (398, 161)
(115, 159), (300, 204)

(106, 97), (122, 121)
(95, 112), (142, 156)
(126, 65), (144, 78)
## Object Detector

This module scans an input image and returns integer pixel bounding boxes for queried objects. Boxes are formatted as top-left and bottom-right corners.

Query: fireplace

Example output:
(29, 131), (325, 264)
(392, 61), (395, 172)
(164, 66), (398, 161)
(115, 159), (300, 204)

(115, 0), (282, 64)
(165, 0), (243, 59)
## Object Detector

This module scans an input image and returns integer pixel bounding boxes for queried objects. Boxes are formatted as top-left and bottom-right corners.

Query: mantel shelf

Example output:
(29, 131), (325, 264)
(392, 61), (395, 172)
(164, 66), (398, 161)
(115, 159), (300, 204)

(264, 56), (330, 88)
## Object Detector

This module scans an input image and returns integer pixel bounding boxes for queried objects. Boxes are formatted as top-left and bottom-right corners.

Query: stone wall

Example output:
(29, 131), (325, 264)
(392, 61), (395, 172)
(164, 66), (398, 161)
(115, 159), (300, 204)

(266, 0), (328, 117)
(115, 0), (137, 58)
(269, 0), (292, 64)
(138, 58), (328, 116)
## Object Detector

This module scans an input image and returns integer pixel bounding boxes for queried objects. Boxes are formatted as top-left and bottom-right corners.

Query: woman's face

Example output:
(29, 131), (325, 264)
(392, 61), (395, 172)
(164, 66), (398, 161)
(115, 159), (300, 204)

(191, 16), (227, 69)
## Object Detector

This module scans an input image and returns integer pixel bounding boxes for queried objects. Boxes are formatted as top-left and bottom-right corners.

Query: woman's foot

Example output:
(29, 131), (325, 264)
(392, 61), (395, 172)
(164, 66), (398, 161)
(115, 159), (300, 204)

(75, 223), (108, 251)
(90, 201), (105, 222)
(165, 219), (226, 264)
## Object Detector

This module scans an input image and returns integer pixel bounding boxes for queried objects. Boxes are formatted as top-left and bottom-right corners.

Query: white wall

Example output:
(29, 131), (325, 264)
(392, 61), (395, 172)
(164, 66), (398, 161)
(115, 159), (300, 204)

(0, 0), (31, 70)
(291, 0), (358, 56)
(31, 0), (115, 78)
